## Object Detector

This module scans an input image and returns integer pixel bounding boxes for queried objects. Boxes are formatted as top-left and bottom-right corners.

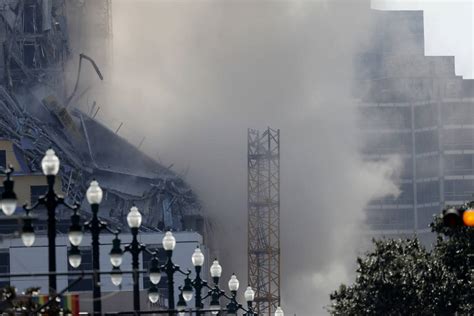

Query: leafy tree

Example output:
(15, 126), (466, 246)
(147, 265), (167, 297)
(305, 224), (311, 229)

(329, 216), (473, 315)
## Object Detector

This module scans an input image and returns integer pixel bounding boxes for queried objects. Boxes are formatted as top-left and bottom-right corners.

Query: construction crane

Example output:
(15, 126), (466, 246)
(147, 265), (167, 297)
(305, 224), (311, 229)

(247, 127), (281, 316)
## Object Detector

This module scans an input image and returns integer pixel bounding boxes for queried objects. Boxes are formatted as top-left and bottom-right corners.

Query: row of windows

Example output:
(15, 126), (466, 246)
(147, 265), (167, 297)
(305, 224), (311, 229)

(444, 179), (474, 201)
(359, 102), (474, 131)
(442, 103), (474, 125)
(363, 128), (474, 155)
(366, 208), (414, 230)
(443, 129), (474, 151)
(444, 154), (474, 176)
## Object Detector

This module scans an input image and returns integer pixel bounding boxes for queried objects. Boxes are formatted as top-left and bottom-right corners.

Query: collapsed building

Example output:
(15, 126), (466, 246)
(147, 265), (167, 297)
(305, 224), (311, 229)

(0, 0), (208, 237)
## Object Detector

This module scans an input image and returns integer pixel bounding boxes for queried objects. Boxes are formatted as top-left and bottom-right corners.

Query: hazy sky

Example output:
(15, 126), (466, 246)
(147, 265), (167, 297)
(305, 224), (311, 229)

(372, 0), (474, 78)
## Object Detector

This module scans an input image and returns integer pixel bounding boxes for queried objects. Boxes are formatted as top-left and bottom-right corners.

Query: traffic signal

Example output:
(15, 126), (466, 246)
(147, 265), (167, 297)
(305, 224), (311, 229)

(442, 205), (474, 227)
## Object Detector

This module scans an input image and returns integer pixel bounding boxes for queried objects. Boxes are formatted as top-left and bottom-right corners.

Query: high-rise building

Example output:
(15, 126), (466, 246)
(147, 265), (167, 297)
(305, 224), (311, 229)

(356, 10), (474, 240)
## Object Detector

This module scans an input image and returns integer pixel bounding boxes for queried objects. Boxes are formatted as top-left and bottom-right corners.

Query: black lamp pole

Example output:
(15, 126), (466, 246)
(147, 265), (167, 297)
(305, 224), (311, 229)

(162, 248), (180, 316)
(192, 265), (206, 316)
(128, 226), (143, 312)
(89, 203), (102, 316)
(226, 290), (240, 315)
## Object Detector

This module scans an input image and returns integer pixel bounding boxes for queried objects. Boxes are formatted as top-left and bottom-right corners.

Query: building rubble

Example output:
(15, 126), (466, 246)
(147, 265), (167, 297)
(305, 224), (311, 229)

(0, 0), (207, 236)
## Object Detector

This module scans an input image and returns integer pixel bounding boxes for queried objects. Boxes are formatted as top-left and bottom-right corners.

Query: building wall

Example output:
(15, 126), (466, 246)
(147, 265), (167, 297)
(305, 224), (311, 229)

(357, 10), (474, 239)
(0, 231), (207, 313)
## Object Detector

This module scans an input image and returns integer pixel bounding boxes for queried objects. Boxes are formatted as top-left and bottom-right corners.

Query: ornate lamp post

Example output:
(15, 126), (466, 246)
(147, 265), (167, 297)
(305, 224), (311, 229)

(191, 246), (206, 315)
(83, 180), (111, 315)
(124, 205), (145, 312)
(25, 149), (79, 295)
(226, 274), (241, 315)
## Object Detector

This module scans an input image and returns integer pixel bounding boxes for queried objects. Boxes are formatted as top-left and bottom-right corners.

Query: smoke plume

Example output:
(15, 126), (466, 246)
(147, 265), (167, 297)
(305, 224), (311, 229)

(80, 1), (401, 314)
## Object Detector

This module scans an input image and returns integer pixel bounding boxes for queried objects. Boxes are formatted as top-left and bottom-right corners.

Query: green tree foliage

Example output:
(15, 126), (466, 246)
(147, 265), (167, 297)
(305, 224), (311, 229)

(329, 216), (473, 315)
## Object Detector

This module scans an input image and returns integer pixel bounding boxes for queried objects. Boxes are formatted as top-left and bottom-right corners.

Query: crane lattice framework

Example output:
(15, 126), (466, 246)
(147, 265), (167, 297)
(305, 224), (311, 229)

(248, 127), (281, 316)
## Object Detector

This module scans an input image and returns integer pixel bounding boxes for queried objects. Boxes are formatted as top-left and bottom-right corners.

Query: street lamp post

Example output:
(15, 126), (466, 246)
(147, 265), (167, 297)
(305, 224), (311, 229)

(25, 149), (79, 296)
(83, 180), (112, 316)
(226, 274), (240, 315)
(191, 246), (206, 316)
(126, 206), (143, 312)
(161, 231), (181, 316)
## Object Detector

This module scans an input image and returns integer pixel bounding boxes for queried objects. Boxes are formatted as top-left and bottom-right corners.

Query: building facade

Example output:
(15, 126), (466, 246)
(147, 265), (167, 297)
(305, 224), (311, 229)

(356, 10), (474, 239)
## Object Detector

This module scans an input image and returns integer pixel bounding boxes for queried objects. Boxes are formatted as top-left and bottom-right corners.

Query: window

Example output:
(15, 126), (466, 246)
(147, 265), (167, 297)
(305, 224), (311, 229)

(142, 247), (168, 296)
(68, 248), (92, 292)
(30, 185), (48, 205)
(0, 150), (6, 169)
(0, 251), (10, 288)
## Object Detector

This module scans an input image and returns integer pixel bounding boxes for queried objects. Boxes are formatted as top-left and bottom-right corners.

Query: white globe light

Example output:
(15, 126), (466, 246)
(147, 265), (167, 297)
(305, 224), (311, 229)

(86, 181), (103, 205)
(178, 313), (185, 316)
(41, 149), (60, 176)
(211, 311), (219, 315)
(148, 289), (159, 304)
(21, 231), (35, 247)
(68, 230), (83, 247)
(111, 270), (122, 286)
(210, 259), (222, 278)
(1, 199), (17, 216)
(68, 253), (81, 268)
(191, 247), (204, 267)
(110, 253), (123, 267)
(244, 286), (255, 302)
(275, 306), (284, 316)
(162, 231), (176, 251)
(228, 274), (239, 292)
(149, 272), (161, 285)
(127, 206), (142, 228)
(182, 290), (193, 302)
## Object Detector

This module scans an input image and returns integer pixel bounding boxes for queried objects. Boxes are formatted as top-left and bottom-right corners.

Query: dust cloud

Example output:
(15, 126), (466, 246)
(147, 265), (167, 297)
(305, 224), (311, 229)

(85, 1), (400, 314)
